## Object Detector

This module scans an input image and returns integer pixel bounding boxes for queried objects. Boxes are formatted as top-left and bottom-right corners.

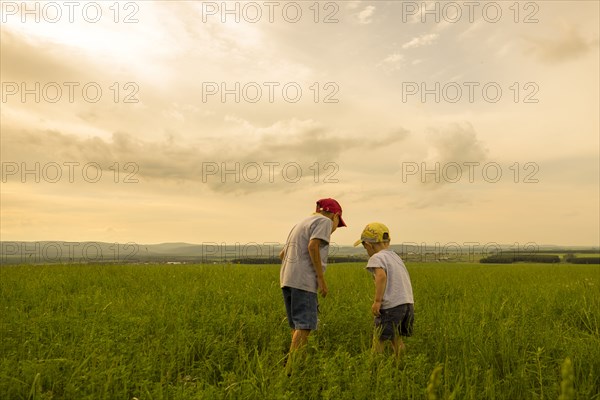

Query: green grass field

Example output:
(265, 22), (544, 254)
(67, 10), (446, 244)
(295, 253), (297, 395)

(1, 263), (599, 399)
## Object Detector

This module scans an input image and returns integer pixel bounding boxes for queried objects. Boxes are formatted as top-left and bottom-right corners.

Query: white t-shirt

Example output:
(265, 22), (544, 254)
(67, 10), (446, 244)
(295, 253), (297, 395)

(280, 214), (332, 293)
(366, 249), (414, 309)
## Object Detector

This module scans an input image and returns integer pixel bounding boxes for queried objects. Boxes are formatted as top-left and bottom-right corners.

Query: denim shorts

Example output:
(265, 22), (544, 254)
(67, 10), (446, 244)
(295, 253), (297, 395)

(282, 286), (318, 330)
(375, 303), (414, 340)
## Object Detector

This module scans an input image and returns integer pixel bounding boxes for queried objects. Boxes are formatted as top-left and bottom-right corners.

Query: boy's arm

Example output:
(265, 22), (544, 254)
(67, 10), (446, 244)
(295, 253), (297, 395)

(372, 268), (387, 316)
(308, 238), (328, 297)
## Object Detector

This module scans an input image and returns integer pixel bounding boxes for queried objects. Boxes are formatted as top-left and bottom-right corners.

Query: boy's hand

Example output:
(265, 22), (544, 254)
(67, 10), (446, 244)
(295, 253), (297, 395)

(372, 301), (382, 316)
(318, 277), (328, 297)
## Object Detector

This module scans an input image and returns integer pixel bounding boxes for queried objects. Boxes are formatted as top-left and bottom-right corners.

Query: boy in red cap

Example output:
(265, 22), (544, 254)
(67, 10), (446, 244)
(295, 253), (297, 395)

(279, 198), (346, 370)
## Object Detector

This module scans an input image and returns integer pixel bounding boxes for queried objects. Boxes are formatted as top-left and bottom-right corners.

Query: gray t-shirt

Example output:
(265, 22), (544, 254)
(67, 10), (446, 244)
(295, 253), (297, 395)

(280, 214), (332, 293)
(366, 249), (414, 309)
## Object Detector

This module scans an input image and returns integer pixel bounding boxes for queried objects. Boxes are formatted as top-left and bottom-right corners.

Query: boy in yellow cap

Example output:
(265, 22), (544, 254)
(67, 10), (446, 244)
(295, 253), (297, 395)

(354, 222), (414, 357)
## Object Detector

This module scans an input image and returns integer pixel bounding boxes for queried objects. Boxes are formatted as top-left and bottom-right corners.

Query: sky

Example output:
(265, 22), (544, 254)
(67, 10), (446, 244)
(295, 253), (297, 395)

(1, 0), (599, 248)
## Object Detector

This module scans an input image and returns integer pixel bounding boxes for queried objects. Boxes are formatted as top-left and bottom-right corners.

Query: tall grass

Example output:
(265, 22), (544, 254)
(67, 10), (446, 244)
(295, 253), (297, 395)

(1, 263), (598, 399)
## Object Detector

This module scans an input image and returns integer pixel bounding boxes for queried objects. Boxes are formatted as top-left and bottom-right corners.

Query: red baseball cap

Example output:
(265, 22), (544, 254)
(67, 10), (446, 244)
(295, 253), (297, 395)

(316, 198), (347, 227)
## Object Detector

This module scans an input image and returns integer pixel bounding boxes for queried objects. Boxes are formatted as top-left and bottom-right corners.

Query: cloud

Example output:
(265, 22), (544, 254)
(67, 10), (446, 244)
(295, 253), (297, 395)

(524, 24), (599, 64)
(377, 53), (404, 72)
(357, 6), (375, 24)
(412, 123), (489, 188)
(458, 20), (484, 39)
(1, 120), (409, 194)
(0, 29), (87, 82)
(345, 1), (362, 10)
(402, 33), (439, 49)
(405, 188), (472, 209)
(425, 123), (488, 163)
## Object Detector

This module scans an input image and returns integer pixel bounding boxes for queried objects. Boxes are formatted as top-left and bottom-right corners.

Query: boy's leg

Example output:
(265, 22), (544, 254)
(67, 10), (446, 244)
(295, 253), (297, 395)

(373, 306), (409, 357)
(373, 338), (386, 354)
(286, 329), (311, 375)
(287, 288), (317, 352)
(283, 288), (317, 373)
(291, 329), (311, 350)
(373, 313), (390, 354)
(392, 303), (413, 358)
(390, 336), (406, 358)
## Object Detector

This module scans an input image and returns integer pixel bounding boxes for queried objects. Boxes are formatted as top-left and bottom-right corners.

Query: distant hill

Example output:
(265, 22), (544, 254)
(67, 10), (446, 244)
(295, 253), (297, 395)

(1, 241), (598, 265)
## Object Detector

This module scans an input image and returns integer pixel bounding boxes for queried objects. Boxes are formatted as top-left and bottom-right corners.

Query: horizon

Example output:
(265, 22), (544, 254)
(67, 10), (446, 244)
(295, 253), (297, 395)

(2, 238), (598, 266)
(1, 239), (599, 249)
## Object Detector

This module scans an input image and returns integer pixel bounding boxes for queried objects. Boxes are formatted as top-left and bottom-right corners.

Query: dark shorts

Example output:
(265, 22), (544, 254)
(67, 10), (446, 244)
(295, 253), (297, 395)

(375, 303), (414, 340)
(282, 286), (318, 330)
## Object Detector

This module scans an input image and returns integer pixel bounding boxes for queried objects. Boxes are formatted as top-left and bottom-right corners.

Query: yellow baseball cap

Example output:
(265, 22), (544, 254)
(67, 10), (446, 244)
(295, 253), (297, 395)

(353, 222), (391, 246)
